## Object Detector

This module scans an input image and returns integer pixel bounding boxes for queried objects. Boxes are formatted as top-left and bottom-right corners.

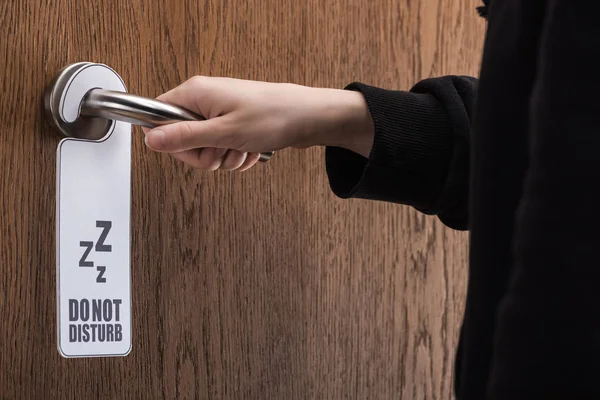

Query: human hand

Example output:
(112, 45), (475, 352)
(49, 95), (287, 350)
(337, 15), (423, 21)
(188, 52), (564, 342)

(142, 77), (374, 171)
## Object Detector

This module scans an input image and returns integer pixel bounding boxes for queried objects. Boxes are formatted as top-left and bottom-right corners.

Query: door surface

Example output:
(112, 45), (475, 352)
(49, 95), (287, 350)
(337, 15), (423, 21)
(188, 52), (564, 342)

(0, 1), (484, 398)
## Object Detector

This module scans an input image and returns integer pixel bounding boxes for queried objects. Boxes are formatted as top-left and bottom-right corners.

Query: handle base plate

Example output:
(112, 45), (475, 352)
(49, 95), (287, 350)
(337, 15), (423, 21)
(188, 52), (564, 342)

(45, 62), (125, 141)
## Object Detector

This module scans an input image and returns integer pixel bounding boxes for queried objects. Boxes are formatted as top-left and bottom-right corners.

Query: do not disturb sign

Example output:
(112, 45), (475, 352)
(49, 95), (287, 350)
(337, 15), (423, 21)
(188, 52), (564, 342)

(56, 121), (132, 358)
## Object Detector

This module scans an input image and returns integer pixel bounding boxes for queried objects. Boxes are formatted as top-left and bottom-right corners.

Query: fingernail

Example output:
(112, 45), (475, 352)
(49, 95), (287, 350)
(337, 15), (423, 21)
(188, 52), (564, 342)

(146, 129), (166, 149)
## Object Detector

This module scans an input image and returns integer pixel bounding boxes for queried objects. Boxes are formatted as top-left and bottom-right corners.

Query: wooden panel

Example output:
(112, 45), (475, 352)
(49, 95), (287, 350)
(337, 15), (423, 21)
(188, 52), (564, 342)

(0, 0), (484, 398)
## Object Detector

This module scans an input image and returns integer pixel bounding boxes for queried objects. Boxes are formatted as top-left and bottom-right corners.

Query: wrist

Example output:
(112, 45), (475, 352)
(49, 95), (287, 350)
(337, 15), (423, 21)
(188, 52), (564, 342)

(309, 88), (374, 158)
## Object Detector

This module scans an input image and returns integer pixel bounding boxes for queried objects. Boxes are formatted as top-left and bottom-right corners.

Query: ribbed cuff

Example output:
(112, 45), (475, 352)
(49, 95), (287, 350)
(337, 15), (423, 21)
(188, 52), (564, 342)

(326, 82), (454, 211)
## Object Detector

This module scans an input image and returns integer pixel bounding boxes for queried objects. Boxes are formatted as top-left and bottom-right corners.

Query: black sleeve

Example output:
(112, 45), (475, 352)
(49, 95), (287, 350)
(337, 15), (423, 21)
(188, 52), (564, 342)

(325, 76), (477, 230)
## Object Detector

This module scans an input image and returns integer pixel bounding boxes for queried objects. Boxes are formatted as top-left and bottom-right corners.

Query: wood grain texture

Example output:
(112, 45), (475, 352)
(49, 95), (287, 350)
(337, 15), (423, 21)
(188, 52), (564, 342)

(0, 0), (484, 398)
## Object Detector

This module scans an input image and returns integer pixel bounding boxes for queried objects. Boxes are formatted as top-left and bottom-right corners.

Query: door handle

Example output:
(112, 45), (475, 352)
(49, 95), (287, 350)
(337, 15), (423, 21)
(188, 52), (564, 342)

(45, 62), (274, 162)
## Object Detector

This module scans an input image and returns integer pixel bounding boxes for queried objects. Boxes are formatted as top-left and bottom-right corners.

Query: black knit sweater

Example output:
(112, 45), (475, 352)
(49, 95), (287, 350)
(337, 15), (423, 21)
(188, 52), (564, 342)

(326, 0), (600, 398)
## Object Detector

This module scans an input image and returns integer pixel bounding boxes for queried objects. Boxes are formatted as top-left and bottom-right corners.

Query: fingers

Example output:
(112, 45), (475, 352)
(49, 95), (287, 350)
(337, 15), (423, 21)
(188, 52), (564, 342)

(238, 153), (261, 171)
(169, 148), (225, 170)
(144, 116), (237, 153)
(220, 150), (247, 170)
(161, 148), (260, 171)
(141, 120), (261, 171)
(168, 149), (211, 169)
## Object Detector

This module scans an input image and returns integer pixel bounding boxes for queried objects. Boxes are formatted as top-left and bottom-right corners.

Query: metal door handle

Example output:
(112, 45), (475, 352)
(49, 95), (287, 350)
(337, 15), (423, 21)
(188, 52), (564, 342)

(81, 89), (274, 162)
(44, 62), (274, 162)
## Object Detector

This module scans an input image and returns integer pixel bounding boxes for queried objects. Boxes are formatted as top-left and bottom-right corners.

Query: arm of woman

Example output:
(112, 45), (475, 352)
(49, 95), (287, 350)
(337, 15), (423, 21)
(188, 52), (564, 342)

(143, 75), (477, 230)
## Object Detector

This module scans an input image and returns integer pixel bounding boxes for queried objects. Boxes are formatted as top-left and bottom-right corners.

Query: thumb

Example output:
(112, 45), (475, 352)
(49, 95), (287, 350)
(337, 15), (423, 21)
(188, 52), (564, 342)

(144, 117), (234, 153)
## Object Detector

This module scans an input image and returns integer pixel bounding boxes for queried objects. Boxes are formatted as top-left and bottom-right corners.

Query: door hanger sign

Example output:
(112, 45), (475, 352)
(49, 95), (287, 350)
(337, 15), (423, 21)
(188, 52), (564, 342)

(54, 64), (132, 357)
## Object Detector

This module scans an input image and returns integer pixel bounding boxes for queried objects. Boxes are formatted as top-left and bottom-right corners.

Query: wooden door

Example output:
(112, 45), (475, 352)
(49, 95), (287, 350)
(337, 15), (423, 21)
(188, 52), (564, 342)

(0, 1), (484, 398)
